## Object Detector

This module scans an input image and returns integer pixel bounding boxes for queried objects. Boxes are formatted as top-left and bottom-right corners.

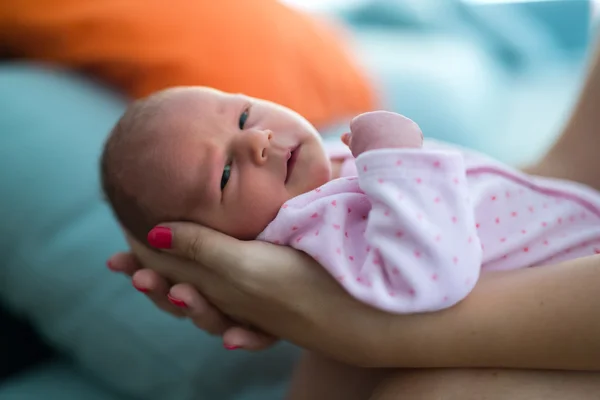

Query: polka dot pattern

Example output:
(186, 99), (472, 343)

(257, 146), (600, 314)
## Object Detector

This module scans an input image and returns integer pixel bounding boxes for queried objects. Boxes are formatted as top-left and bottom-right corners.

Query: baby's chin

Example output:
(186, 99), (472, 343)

(219, 212), (281, 240)
(288, 173), (328, 199)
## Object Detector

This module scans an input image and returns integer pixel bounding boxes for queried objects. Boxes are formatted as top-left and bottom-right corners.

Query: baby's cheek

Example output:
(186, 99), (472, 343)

(308, 158), (332, 187)
(299, 145), (331, 189)
(228, 217), (270, 239)
(226, 182), (289, 239)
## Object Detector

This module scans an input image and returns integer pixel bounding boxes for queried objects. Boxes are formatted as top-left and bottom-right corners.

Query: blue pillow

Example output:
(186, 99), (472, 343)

(0, 63), (298, 400)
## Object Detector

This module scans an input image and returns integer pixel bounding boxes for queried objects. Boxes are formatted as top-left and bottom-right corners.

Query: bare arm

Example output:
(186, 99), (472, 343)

(374, 257), (600, 369)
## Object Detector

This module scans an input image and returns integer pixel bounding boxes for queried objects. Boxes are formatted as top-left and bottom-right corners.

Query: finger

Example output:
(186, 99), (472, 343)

(127, 233), (224, 298)
(341, 132), (351, 147)
(222, 326), (278, 351)
(169, 283), (233, 335)
(146, 223), (244, 270)
(107, 252), (142, 277)
(131, 269), (186, 317)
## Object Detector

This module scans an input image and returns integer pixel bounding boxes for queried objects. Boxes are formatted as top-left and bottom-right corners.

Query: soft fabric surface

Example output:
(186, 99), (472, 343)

(0, 64), (298, 400)
(0, 0), (375, 128)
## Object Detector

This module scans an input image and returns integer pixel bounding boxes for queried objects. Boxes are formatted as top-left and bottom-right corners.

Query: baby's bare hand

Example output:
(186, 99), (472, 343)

(344, 111), (423, 158)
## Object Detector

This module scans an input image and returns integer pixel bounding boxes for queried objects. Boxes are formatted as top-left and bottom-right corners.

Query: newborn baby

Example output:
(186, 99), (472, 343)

(102, 87), (600, 314)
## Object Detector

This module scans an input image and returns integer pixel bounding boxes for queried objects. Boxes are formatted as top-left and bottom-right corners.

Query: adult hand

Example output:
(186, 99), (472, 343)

(120, 224), (387, 366)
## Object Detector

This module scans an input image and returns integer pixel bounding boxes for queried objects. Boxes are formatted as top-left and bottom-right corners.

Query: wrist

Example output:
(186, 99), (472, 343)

(352, 141), (406, 158)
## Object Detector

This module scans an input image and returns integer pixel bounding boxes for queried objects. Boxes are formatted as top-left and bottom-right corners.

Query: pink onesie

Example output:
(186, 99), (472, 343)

(258, 140), (600, 314)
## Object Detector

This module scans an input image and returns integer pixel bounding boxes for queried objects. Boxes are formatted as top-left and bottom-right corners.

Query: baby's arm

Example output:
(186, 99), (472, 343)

(351, 148), (482, 312)
(342, 111), (482, 312)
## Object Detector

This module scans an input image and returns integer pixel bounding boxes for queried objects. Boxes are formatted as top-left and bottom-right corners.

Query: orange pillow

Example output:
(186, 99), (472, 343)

(0, 0), (375, 128)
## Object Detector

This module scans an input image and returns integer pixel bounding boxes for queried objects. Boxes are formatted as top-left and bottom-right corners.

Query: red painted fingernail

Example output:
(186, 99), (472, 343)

(147, 226), (172, 249)
(167, 294), (187, 308)
(133, 283), (149, 293)
(224, 344), (240, 350)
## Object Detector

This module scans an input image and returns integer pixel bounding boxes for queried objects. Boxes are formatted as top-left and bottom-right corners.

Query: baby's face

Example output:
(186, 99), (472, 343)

(155, 87), (331, 239)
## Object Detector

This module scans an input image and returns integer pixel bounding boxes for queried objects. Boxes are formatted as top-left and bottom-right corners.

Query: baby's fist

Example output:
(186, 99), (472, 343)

(345, 111), (423, 158)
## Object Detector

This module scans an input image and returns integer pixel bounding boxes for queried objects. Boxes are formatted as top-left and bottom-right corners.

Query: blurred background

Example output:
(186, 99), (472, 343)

(289, 0), (593, 165)
(0, 1), (595, 399)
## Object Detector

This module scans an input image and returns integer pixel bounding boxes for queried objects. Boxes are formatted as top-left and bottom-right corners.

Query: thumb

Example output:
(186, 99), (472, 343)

(147, 223), (242, 269)
(341, 132), (351, 147)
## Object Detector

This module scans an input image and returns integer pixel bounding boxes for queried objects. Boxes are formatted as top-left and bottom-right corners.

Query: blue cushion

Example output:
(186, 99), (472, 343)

(0, 63), (298, 400)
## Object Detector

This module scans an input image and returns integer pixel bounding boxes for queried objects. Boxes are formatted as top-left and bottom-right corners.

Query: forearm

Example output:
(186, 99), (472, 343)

(374, 255), (600, 370)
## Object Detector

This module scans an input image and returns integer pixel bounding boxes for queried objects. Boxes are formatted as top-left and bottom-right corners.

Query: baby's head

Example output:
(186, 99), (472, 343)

(101, 87), (331, 244)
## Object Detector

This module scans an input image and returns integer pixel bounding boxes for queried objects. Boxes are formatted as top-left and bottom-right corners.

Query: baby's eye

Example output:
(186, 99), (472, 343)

(221, 164), (231, 190)
(239, 108), (250, 129)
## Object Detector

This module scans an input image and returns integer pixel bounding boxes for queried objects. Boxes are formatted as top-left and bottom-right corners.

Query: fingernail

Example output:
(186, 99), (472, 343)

(147, 226), (172, 249)
(224, 344), (240, 350)
(167, 294), (187, 308)
(133, 283), (149, 293)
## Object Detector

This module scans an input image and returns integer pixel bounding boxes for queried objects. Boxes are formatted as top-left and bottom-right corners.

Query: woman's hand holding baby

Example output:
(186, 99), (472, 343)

(109, 221), (600, 370)
(111, 223), (390, 366)
(341, 111), (423, 158)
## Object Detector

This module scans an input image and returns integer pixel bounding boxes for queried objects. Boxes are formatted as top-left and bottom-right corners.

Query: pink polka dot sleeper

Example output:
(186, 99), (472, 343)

(257, 140), (600, 314)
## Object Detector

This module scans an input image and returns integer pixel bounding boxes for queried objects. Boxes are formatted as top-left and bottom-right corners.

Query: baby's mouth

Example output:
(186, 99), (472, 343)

(285, 146), (300, 184)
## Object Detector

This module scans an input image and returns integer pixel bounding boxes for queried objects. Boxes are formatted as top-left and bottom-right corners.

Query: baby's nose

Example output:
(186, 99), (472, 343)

(246, 129), (273, 165)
